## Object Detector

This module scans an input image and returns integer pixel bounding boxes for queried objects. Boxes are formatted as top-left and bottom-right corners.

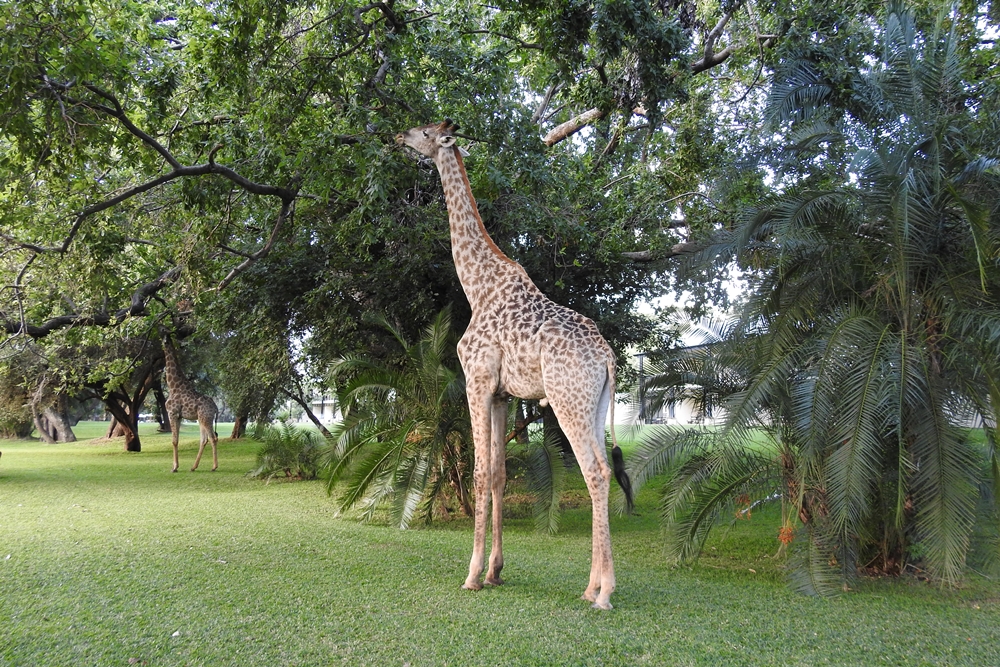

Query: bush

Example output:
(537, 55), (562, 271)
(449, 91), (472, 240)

(247, 418), (323, 482)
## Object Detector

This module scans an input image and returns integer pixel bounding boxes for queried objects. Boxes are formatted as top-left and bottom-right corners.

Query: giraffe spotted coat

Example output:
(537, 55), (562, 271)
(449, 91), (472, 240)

(396, 120), (625, 610)
(162, 336), (219, 473)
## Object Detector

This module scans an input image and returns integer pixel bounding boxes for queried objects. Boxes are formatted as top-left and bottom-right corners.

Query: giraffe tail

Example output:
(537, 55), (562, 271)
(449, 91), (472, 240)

(607, 357), (634, 513)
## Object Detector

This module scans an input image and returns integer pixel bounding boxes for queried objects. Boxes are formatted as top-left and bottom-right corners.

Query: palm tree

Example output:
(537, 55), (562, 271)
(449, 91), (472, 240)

(629, 3), (1000, 592)
(322, 308), (474, 528)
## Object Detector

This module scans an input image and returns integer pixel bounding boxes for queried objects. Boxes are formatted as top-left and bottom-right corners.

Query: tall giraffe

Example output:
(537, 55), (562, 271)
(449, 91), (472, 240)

(396, 120), (633, 610)
(161, 335), (219, 473)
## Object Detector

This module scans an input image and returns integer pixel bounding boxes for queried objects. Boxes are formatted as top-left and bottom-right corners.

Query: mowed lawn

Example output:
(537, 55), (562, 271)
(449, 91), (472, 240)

(2, 423), (999, 666)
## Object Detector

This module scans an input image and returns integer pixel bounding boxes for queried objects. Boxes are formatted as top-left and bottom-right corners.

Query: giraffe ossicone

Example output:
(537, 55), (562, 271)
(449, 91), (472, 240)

(396, 119), (633, 610)
(161, 335), (219, 473)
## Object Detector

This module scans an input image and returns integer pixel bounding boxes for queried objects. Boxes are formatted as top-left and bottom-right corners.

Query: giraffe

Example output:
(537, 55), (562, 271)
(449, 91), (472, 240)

(161, 335), (219, 473)
(396, 119), (633, 610)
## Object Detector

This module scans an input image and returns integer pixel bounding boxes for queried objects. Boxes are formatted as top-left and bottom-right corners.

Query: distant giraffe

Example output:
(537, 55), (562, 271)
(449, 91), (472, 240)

(396, 120), (633, 610)
(161, 335), (219, 472)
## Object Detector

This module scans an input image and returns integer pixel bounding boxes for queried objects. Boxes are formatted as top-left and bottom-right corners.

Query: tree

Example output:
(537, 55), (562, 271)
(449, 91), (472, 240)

(626, 2), (1000, 591)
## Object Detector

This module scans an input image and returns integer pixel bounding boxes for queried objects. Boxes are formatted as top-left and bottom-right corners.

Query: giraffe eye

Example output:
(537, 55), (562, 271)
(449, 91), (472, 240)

(422, 130), (428, 138)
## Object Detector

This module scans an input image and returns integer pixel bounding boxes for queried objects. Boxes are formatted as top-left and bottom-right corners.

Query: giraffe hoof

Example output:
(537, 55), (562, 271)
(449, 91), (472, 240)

(581, 591), (598, 603)
(484, 577), (504, 586)
(462, 580), (484, 591)
(171, 468), (178, 473)
(591, 601), (613, 611)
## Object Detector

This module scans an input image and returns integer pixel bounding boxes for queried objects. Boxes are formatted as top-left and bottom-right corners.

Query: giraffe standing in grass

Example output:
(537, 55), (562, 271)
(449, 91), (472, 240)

(396, 120), (632, 610)
(162, 336), (219, 473)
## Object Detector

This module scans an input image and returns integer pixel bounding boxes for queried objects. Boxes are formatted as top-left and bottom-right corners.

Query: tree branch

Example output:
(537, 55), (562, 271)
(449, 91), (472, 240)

(216, 197), (295, 291)
(1, 266), (181, 338)
(542, 108), (606, 147)
(691, 2), (745, 74)
(79, 83), (182, 169)
(622, 243), (701, 262)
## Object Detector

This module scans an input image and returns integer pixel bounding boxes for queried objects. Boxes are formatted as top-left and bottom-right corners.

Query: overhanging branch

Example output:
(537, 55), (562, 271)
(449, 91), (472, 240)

(1, 266), (181, 339)
(621, 243), (701, 262)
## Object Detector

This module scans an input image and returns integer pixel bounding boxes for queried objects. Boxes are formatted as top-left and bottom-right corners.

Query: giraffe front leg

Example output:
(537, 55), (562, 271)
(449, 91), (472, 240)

(464, 384), (494, 592)
(171, 423), (180, 473)
(191, 435), (206, 471)
(485, 397), (507, 586)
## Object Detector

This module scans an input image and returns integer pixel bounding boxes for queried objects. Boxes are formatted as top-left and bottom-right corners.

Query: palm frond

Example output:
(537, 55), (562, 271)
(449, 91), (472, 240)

(527, 429), (567, 535)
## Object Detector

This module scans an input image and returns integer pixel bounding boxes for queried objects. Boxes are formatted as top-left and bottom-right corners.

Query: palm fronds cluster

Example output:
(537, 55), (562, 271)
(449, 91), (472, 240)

(247, 417), (323, 482)
(322, 309), (474, 528)
(630, 3), (1000, 593)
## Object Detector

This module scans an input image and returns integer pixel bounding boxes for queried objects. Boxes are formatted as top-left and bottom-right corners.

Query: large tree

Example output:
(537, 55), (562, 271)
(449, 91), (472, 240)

(627, 2), (1000, 591)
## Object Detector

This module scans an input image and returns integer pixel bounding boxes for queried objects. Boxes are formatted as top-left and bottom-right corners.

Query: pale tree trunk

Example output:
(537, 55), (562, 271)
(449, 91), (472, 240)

(32, 408), (57, 443)
(43, 404), (76, 442)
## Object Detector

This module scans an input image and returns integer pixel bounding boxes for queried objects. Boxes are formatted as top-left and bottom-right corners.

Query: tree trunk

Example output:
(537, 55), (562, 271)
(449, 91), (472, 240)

(103, 395), (141, 452)
(280, 387), (332, 438)
(514, 401), (530, 444)
(106, 417), (128, 438)
(43, 404), (76, 442)
(450, 463), (474, 517)
(230, 413), (248, 439)
(32, 408), (57, 443)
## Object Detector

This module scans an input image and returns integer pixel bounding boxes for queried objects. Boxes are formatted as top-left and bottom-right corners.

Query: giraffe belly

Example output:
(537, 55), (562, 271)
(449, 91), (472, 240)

(498, 345), (546, 400)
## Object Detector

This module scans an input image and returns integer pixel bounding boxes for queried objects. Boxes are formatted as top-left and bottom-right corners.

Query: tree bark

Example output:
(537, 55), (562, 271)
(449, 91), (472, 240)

(43, 404), (76, 442)
(153, 382), (171, 432)
(280, 387), (333, 438)
(32, 408), (57, 443)
(542, 108), (606, 147)
(230, 413), (248, 439)
(103, 395), (141, 452)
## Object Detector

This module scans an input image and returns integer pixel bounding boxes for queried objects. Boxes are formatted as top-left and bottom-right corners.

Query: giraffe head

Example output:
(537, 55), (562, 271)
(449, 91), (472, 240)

(395, 119), (460, 159)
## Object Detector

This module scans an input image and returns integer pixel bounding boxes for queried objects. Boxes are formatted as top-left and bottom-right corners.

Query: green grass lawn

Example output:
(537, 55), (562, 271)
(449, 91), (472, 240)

(2, 423), (999, 666)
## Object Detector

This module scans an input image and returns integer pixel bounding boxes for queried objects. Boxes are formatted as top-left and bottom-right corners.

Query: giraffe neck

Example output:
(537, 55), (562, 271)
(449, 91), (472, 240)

(434, 146), (524, 305)
(162, 342), (189, 392)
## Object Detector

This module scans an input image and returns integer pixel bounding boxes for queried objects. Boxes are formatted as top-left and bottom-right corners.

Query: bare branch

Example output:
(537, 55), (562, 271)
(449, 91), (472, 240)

(216, 198), (295, 291)
(531, 81), (561, 124)
(622, 243), (701, 262)
(691, 3), (744, 74)
(79, 84), (182, 169)
(542, 108), (606, 147)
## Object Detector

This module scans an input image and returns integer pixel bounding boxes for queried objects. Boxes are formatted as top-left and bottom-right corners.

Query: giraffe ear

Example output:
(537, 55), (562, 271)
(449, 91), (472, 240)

(437, 135), (456, 148)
